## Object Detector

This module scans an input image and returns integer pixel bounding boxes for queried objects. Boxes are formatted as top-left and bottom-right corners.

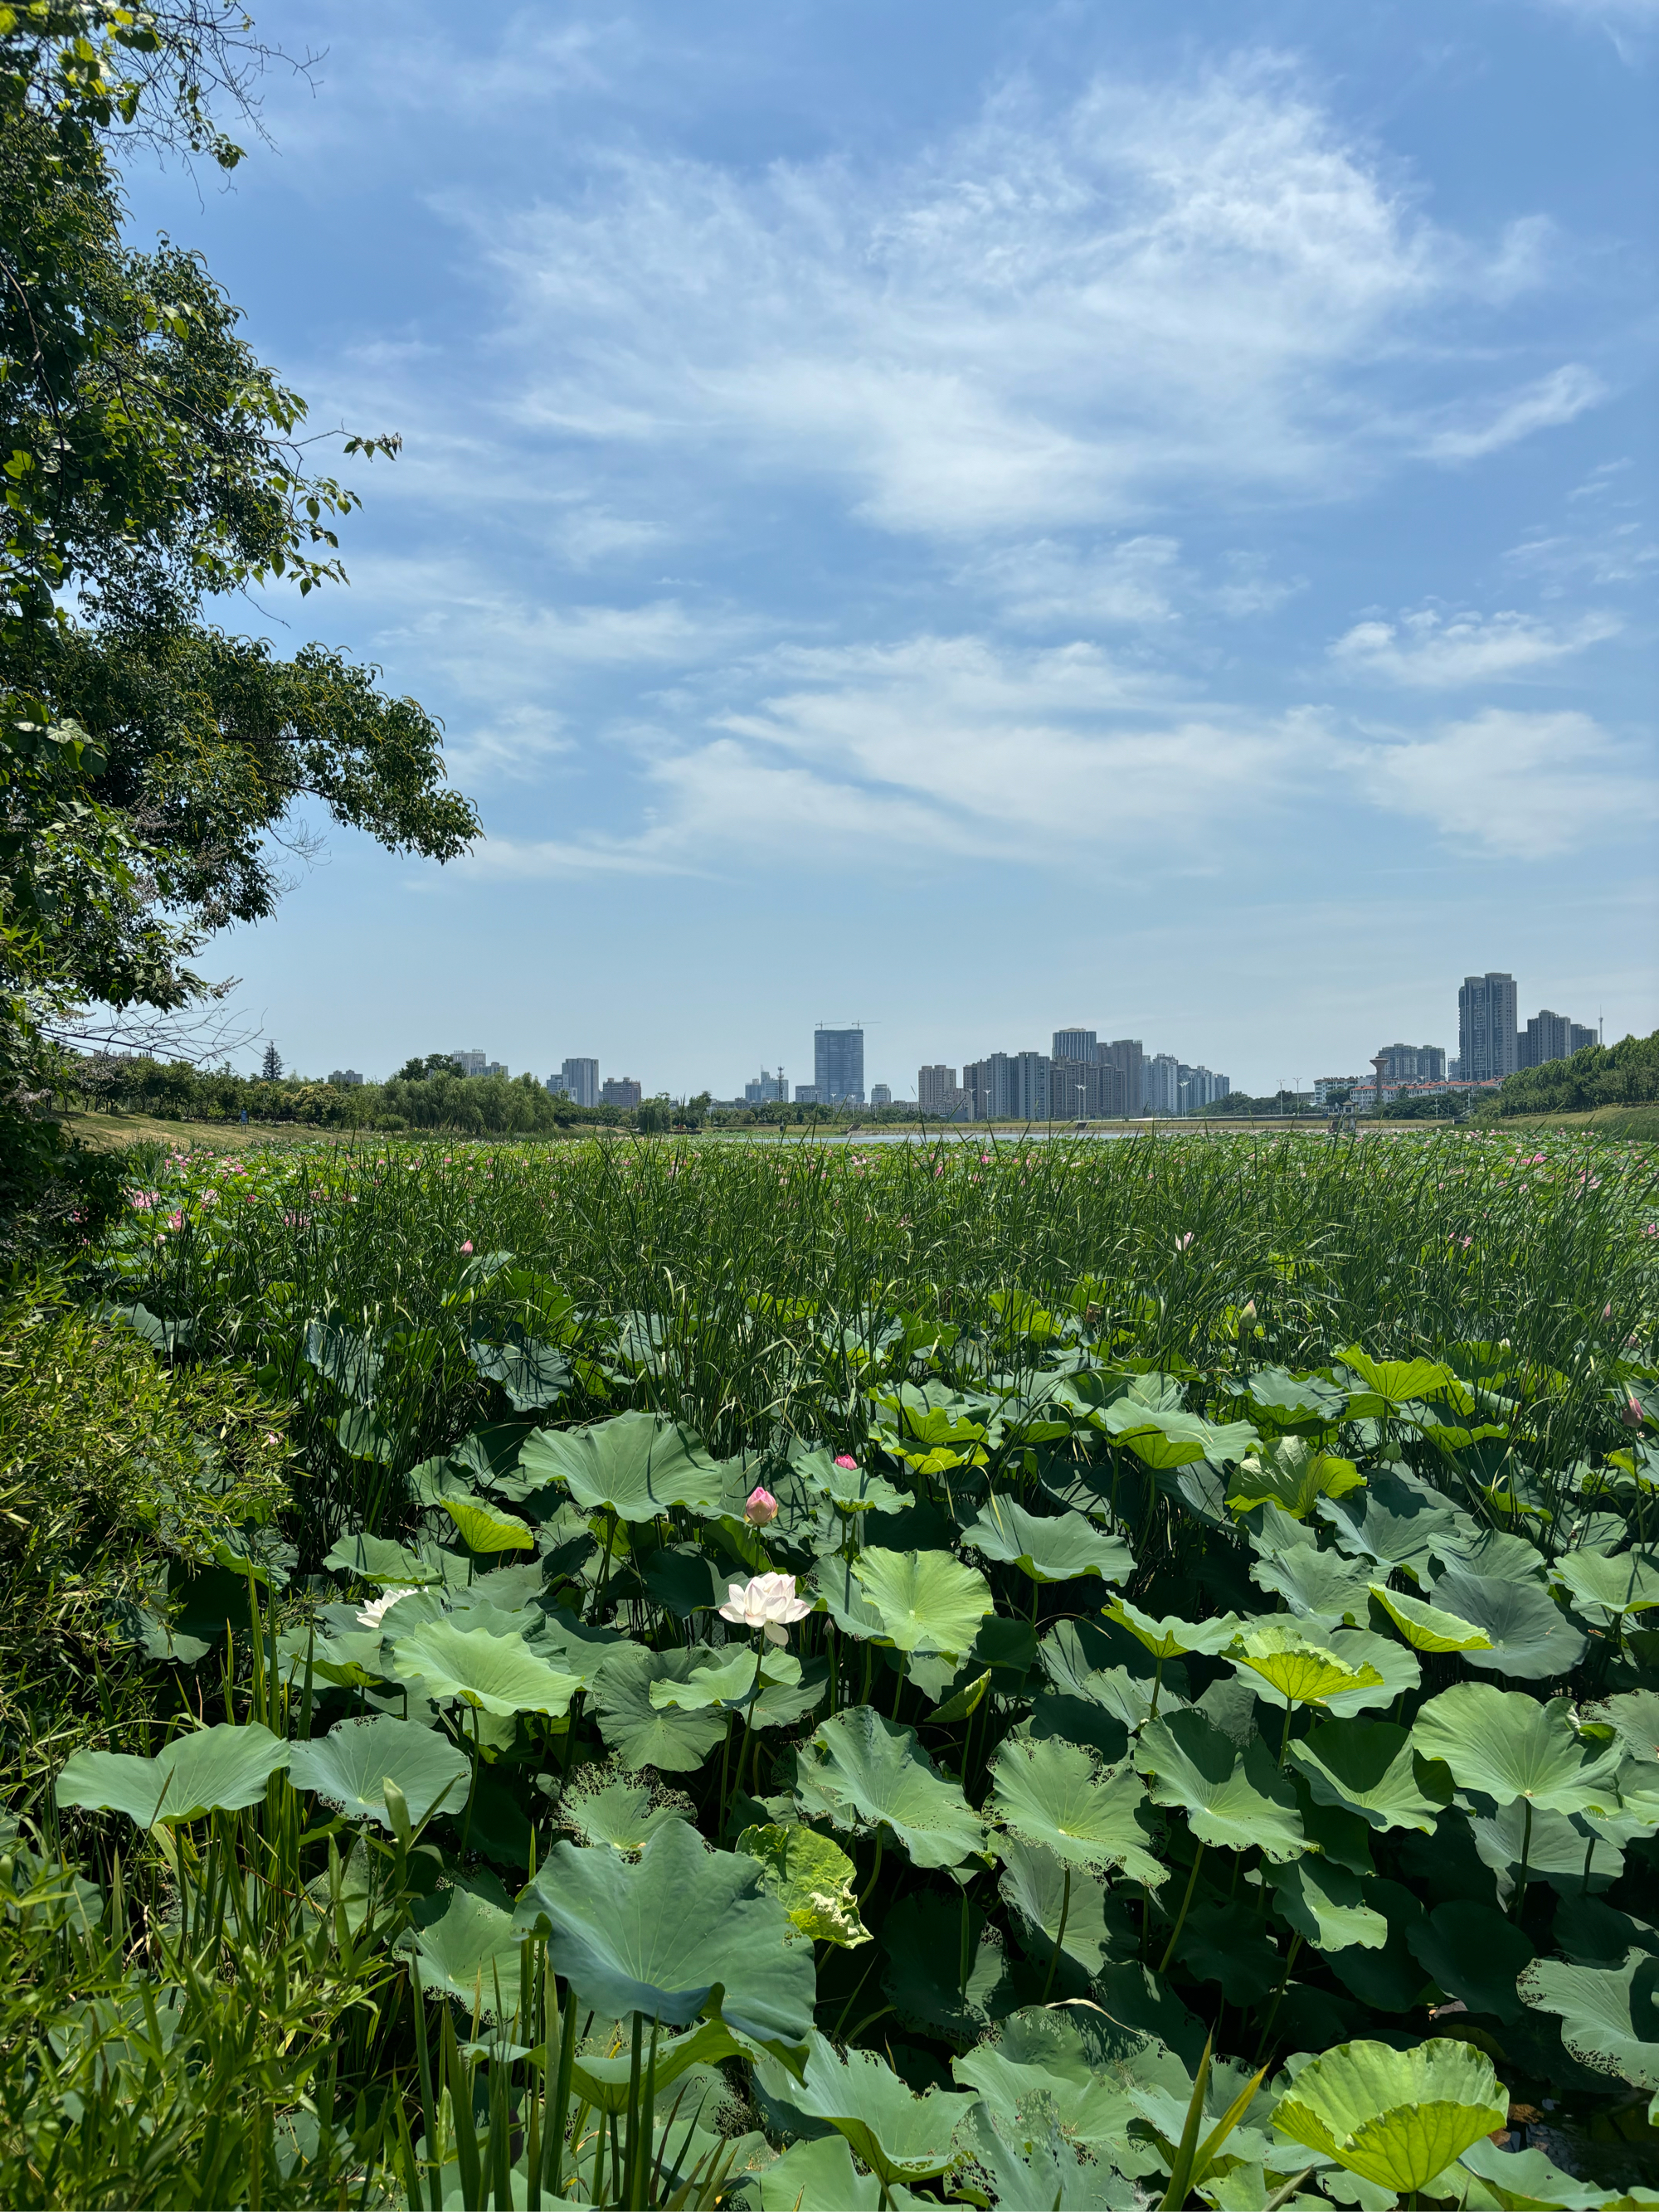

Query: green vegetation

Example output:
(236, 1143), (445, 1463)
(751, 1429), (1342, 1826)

(3, 1126), (1657, 2205)
(1494, 1032), (1659, 1121)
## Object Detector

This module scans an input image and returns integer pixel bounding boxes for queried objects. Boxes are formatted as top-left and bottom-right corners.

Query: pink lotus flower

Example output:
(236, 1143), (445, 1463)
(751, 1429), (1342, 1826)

(719, 1571), (812, 1646)
(1175, 1231), (1194, 1250)
(1623, 1397), (1646, 1429)
(834, 1453), (859, 1469)
(460, 1240), (474, 1254)
(744, 1485), (779, 1527)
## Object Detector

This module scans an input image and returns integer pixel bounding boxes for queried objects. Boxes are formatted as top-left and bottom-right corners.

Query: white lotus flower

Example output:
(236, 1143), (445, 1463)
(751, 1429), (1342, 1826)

(356, 1587), (416, 1631)
(719, 1571), (813, 1646)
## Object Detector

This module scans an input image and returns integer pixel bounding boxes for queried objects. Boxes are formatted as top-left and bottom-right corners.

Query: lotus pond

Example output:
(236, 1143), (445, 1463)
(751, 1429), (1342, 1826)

(9, 1126), (1659, 2208)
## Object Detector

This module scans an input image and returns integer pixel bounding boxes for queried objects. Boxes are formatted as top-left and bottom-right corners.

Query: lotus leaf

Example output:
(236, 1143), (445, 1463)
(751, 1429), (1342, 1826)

(1133, 1710), (1305, 1860)
(637, 1541), (728, 1618)
(996, 1839), (1128, 1982)
(1173, 1898), (1284, 2001)
(514, 1411), (726, 1520)
(952, 2008), (1160, 2173)
(438, 1494), (533, 1555)
(1249, 1545), (1376, 1626)
(955, 2103), (1135, 2211)
(1245, 1626), (1418, 1719)
(1272, 2037), (1507, 2193)
(1338, 1348), (1467, 1415)
(1595, 1687), (1659, 1767)
(1430, 1567), (1588, 1680)
(567, 2012), (747, 2118)
(322, 1532), (448, 1587)
(988, 1736), (1165, 1884)
(1406, 1901), (1534, 2023)
(1228, 1437), (1365, 1520)
(1457, 2135), (1609, 2211)
(963, 1500), (1134, 1586)
(757, 2133), (922, 2211)
(1242, 1368), (1350, 1434)
(1471, 1798), (1625, 1903)
(1227, 1620), (1384, 1709)
(849, 1548), (994, 1655)
(1411, 1685), (1623, 1816)
(735, 1822), (868, 1946)
(513, 1819), (813, 2046)
(389, 1620), (581, 1717)
(1096, 1398), (1259, 1468)
(1267, 1858), (1388, 1952)
(881, 1891), (1014, 2038)
(757, 2029), (976, 2185)
(1517, 1955), (1659, 2089)
(1369, 1582), (1493, 1654)
(405, 1879), (521, 2017)
(590, 1644), (728, 1772)
(810, 1555), (889, 1641)
(794, 1449), (913, 1515)
(56, 1722), (291, 1828)
(1550, 1547), (1659, 1623)
(1319, 1466), (1477, 1582)
(795, 1705), (990, 1868)
(649, 1645), (796, 1712)
(286, 1716), (468, 1830)
(1287, 1719), (1446, 1834)
(1101, 1595), (1241, 1662)
(557, 1773), (690, 1855)
(466, 1330), (569, 1412)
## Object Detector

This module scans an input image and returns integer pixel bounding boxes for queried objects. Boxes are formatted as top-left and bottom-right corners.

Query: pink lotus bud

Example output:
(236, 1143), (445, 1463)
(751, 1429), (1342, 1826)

(460, 1240), (474, 1254)
(744, 1485), (778, 1527)
(1623, 1396), (1645, 1429)
(834, 1453), (859, 1470)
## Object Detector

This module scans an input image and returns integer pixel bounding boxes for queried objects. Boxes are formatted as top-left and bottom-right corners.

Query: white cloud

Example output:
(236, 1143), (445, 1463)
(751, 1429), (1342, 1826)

(1329, 606), (1620, 686)
(1349, 707), (1657, 857)
(474, 61), (1552, 538)
(1418, 364), (1605, 463)
(963, 537), (1187, 628)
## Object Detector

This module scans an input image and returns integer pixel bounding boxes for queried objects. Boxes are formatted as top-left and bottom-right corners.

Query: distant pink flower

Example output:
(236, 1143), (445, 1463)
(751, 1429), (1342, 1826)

(834, 1453), (859, 1469)
(165, 1210), (185, 1232)
(744, 1485), (779, 1527)
(460, 1240), (474, 1254)
(1175, 1231), (1194, 1250)
(1623, 1397), (1646, 1429)
(719, 1571), (812, 1646)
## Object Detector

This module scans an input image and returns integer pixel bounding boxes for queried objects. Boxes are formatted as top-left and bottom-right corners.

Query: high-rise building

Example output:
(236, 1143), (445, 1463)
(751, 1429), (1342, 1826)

(870, 1083), (892, 1107)
(917, 1064), (958, 1113)
(1052, 1027), (1097, 1062)
(1178, 1064), (1230, 1114)
(962, 1054), (1012, 1120)
(1458, 973), (1518, 1083)
(601, 1076), (642, 1108)
(794, 1083), (821, 1104)
(1102, 1039), (1145, 1115)
(815, 1025), (864, 1105)
(1374, 1043), (1447, 1083)
(328, 1068), (365, 1088)
(552, 1057), (599, 1107)
(1051, 1057), (1102, 1118)
(450, 1049), (487, 1077)
(1145, 1053), (1181, 1115)
(1518, 1010), (1593, 1071)
(1569, 1023), (1597, 1054)
(744, 1068), (786, 1104)
(1012, 1051), (1050, 1121)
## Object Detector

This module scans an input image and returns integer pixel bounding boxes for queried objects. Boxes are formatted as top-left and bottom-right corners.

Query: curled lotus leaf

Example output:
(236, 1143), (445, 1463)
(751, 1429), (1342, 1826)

(1101, 1595), (1241, 1663)
(1550, 1548), (1659, 1624)
(1226, 1621), (1384, 1708)
(1428, 1567), (1587, 1681)
(987, 1735), (1165, 1886)
(56, 1722), (291, 1830)
(438, 1494), (533, 1555)
(1368, 1582), (1492, 1655)
(753, 2029), (976, 2187)
(389, 1620), (582, 1718)
(1272, 2037), (1507, 2194)
(1132, 1709), (1304, 1861)
(735, 1823), (869, 1947)
(513, 1411), (726, 1521)
(287, 1716), (469, 1830)
(1227, 1437), (1365, 1521)
(1266, 1858), (1388, 1952)
(795, 1705), (990, 1869)
(1518, 1954), (1659, 2090)
(1287, 1719), (1446, 1835)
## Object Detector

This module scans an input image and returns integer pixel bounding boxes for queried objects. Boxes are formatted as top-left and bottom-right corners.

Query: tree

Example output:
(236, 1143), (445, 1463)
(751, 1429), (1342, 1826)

(259, 1041), (282, 1082)
(396, 1053), (460, 1082)
(0, 4), (479, 1125)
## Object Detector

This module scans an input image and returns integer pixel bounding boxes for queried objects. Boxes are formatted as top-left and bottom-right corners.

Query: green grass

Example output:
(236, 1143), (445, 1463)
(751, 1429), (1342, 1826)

(4, 1125), (1657, 2206)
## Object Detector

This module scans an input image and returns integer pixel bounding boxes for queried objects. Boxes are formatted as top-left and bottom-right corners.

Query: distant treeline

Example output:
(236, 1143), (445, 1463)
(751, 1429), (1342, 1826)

(1492, 1029), (1659, 1117)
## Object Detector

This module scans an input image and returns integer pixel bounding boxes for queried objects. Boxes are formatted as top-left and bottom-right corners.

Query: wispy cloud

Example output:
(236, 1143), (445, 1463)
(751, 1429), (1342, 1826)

(1329, 606), (1621, 686)
(1417, 364), (1605, 464)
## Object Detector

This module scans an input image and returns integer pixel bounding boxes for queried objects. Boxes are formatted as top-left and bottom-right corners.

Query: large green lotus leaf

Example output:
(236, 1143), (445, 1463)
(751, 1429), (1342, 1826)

(1101, 1595), (1240, 1662)
(735, 1822), (868, 1947)
(1456, 2134), (1609, 2211)
(988, 1736), (1165, 1884)
(1132, 1709), (1304, 1860)
(649, 1645), (796, 1712)
(1517, 1955), (1659, 2089)
(1338, 1346), (1467, 1412)
(849, 1548), (994, 1655)
(1370, 1582), (1493, 1654)
(513, 1411), (726, 1520)
(1318, 1466), (1475, 1582)
(389, 1620), (581, 1718)
(513, 1820), (814, 2047)
(567, 2012), (747, 2119)
(439, 1494), (533, 1555)
(557, 1772), (691, 1855)
(1227, 1621), (1384, 1708)
(590, 1645), (728, 1772)
(793, 1449), (914, 1516)
(1241, 1367), (1350, 1436)
(56, 1723), (290, 1828)
(952, 2009), (1161, 2176)
(1227, 1437), (1365, 1520)
(406, 1879), (522, 2018)
(1266, 1858), (1387, 1952)
(467, 1330), (570, 1413)
(757, 2133), (922, 2212)
(1471, 1799), (1625, 1905)
(756, 2030), (976, 2185)
(1595, 1688), (1659, 1768)
(322, 1531), (450, 1587)
(1248, 1545), (1375, 1627)
(882, 1892), (1014, 2040)
(1406, 1901), (1534, 2024)
(1245, 1627), (1418, 1719)
(530, 1606), (633, 1690)
(1551, 1548), (1659, 1623)
(287, 1716), (469, 1830)
(996, 1839), (1129, 1983)
(1272, 2038), (1507, 2194)
(1096, 1398), (1258, 1469)
(1171, 1898), (1283, 2004)
(954, 2102), (1136, 2211)
(1287, 1719), (1446, 1835)
(795, 1705), (990, 1868)
(963, 1500), (1134, 1587)
(1430, 1568), (1588, 1680)
(1325, 1879), (1433, 2014)
(811, 1555), (890, 1641)
(1412, 1685), (1623, 1816)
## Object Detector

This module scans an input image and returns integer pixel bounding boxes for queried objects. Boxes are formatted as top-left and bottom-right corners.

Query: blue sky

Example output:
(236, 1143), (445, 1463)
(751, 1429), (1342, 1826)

(125, 0), (1657, 1096)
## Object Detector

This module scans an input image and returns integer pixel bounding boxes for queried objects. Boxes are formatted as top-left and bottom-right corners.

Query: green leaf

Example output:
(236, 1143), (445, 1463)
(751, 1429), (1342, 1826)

(1550, 1548), (1659, 1624)
(322, 1531), (450, 1587)
(1517, 1955), (1659, 2090)
(793, 1449), (914, 1515)
(1097, 1399), (1259, 1469)
(735, 1822), (869, 1946)
(389, 1621), (582, 1717)
(1133, 1710), (1305, 1860)
(927, 1670), (991, 1724)
(810, 1555), (888, 1641)
(756, 2135), (896, 2212)
(555, 1772), (691, 1855)
(1406, 1901), (1534, 2024)
(1266, 1859), (1388, 1952)
(1456, 2135), (1609, 2211)
(882, 1891), (1014, 2039)
(287, 1716), (469, 1830)
(1319, 1466), (1475, 1583)
(1241, 1368), (1350, 1436)
(996, 1840), (1128, 1984)
(513, 1819), (814, 2047)
(963, 1500), (1135, 1586)
(1287, 1719), (1446, 1835)
(1226, 1621), (1384, 1708)
(56, 1723), (290, 1829)
(954, 2102), (1129, 2210)
(1244, 1626), (1418, 1719)
(1411, 1685), (1623, 1816)
(514, 1411), (726, 1520)
(569, 2013), (748, 2118)
(1101, 1595), (1241, 1662)
(795, 1705), (990, 1868)
(988, 1735), (1165, 1884)
(849, 1548), (995, 1655)
(1227, 1437), (1365, 1520)
(1430, 1568), (1588, 1680)
(755, 2030), (976, 2185)
(405, 1879), (522, 2017)
(1338, 1348), (1466, 1416)
(439, 1494), (534, 1554)
(953, 2008), (1159, 2176)
(590, 1644), (729, 1772)
(1369, 1582), (1493, 1654)
(649, 1645), (791, 1712)
(467, 1330), (570, 1412)
(1248, 1545), (1376, 1627)
(1271, 2038), (1506, 2194)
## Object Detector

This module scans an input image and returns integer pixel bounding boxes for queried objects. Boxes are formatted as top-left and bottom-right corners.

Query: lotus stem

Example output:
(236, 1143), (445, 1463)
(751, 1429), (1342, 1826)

(1157, 1840), (1205, 1975)
(1040, 1865), (1072, 2003)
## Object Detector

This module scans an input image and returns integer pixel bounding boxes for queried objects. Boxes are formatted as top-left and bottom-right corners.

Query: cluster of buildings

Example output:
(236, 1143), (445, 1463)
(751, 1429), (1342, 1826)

(1313, 973), (1599, 1108)
(920, 1033), (1229, 1121)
